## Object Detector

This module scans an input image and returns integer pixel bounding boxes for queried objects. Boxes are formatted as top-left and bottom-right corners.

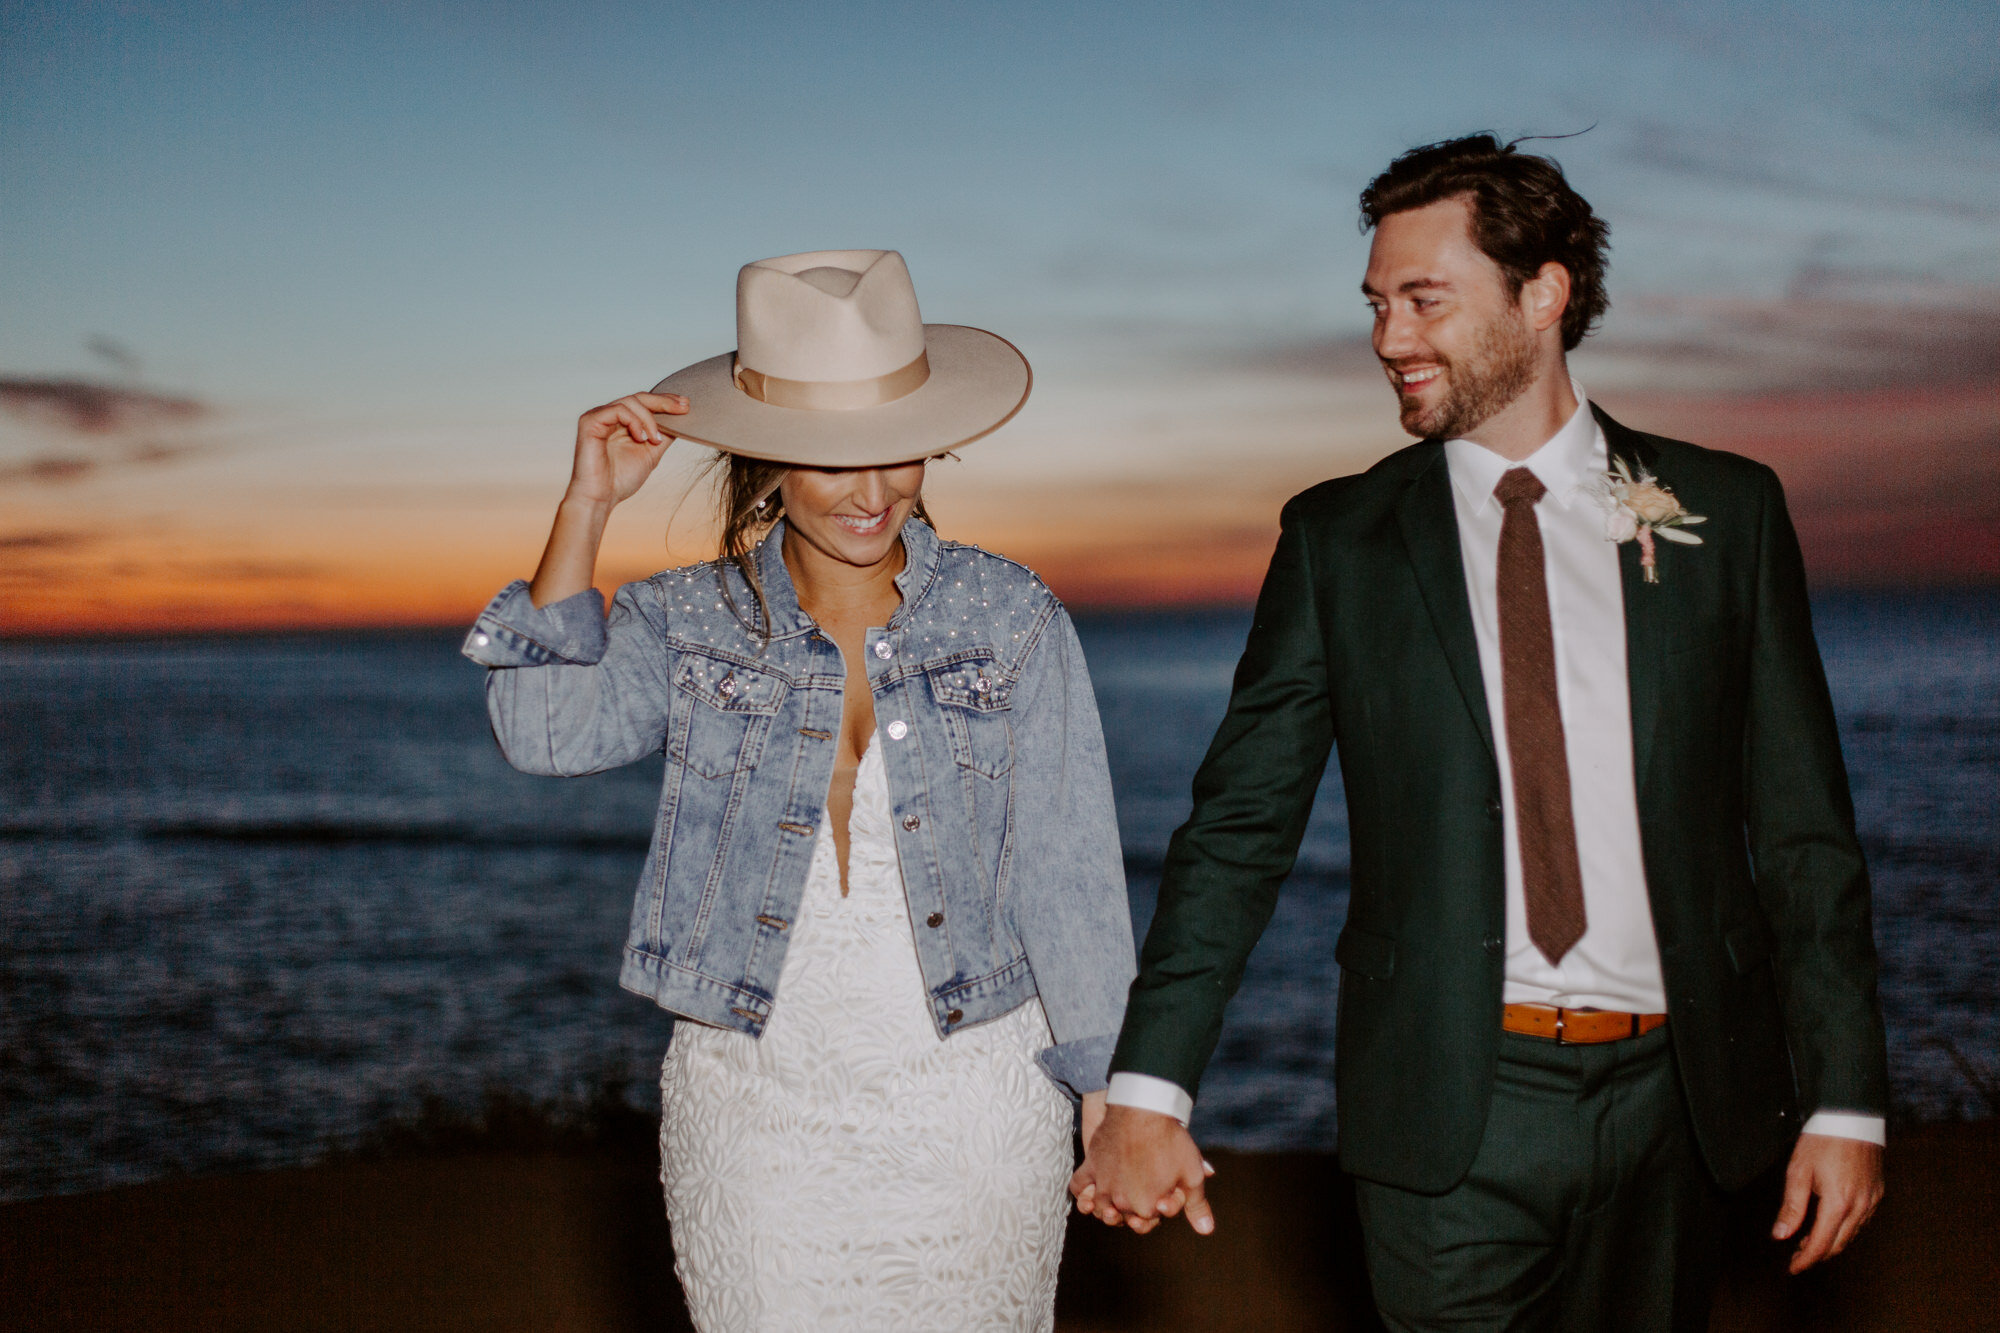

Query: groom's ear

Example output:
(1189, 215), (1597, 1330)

(1521, 261), (1572, 336)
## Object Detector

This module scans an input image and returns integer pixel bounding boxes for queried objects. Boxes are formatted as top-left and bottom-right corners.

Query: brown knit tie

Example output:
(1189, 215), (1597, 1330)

(1494, 467), (1587, 964)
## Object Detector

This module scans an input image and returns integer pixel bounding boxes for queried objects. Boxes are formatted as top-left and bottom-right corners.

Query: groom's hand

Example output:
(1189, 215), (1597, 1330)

(1071, 1104), (1214, 1235)
(1772, 1133), (1885, 1274)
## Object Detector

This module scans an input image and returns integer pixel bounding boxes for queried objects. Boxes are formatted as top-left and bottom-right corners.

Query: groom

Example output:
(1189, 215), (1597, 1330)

(1076, 135), (1889, 1329)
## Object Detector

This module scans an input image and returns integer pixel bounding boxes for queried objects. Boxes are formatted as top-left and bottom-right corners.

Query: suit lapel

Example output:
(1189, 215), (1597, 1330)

(1393, 412), (1677, 790)
(1596, 405), (1670, 800)
(1395, 445), (1496, 764)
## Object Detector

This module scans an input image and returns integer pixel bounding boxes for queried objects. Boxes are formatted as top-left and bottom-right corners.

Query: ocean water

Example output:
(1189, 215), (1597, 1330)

(1, 592), (1994, 1200)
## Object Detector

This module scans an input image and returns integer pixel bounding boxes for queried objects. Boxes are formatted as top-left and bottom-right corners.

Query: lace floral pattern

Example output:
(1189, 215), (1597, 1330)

(661, 734), (1073, 1332)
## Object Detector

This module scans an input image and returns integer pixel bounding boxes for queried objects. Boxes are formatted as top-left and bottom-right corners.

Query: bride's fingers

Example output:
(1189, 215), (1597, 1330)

(611, 400), (663, 446)
(634, 390), (689, 416)
(576, 393), (685, 452)
(621, 393), (684, 443)
(619, 393), (682, 442)
(577, 405), (634, 449)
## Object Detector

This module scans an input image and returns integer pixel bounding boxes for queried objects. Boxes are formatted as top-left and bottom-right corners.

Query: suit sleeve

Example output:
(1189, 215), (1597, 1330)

(1742, 467), (1890, 1118)
(1109, 497), (1336, 1096)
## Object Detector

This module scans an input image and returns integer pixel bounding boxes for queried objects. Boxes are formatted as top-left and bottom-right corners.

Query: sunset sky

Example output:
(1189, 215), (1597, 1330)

(3, 0), (1996, 634)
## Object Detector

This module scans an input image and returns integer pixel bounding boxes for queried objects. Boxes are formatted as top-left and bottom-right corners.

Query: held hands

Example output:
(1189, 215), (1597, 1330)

(1772, 1133), (1885, 1274)
(1070, 1104), (1216, 1236)
(565, 392), (688, 510)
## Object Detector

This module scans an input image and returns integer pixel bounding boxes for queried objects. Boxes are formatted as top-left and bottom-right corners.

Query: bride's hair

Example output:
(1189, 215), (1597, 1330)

(708, 452), (933, 645)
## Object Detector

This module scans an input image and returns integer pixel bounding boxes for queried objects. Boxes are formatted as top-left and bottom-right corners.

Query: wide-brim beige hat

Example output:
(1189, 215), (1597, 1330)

(649, 249), (1030, 468)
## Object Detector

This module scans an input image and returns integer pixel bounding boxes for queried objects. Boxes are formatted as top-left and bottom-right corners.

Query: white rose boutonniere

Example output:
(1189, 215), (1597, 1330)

(1592, 457), (1706, 583)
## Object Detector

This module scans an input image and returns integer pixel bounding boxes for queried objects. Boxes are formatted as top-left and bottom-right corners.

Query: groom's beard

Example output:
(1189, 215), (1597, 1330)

(1391, 309), (1539, 441)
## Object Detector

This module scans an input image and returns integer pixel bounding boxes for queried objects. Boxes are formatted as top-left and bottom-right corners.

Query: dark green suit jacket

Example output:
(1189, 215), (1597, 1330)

(1111, 406), (1890, 1194)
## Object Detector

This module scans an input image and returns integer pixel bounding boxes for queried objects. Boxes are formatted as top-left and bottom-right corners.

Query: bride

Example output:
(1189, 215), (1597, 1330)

(463, 250), (1135, 1331)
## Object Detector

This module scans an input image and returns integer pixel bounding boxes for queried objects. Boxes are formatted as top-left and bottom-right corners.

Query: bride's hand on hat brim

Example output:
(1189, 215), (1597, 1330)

(565, 391), (689, 510)
(529, 392), (689, 607)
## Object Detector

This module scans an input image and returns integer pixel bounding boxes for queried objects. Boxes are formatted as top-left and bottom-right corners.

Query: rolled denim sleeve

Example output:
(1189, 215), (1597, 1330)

(463, 580), (610, 667)
(461, 578), (676, 778)
(1009, 605), (1137, 1097)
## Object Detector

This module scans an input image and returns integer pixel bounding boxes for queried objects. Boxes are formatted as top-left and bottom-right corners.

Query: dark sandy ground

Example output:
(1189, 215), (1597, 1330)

(4, 1124), (1994, 1331)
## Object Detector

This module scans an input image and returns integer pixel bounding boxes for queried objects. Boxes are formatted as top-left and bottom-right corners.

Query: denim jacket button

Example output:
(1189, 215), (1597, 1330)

(472, 632), (490, 647)
(903, 814), (921, 831)
(926, 911), (944, 928)
(886, 720), (908, 740)
(946, 1008), (963, 1024)
(873, 640), (894, 660)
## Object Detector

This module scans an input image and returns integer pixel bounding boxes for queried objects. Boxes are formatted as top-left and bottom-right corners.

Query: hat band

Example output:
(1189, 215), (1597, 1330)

(733, 350), (930, 411)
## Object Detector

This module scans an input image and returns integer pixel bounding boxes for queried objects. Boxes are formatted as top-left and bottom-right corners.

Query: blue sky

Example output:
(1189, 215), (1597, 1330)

(3, 0), (1996, 626)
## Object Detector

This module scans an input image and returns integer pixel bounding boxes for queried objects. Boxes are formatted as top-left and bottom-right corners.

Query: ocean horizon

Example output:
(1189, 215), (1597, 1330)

(3, 590), (1995, 1201)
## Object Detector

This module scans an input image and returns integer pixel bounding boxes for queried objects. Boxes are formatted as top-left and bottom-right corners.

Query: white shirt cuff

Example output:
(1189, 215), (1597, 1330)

(1106, 1072), (1194, 1126)
(1801, 1111), (1886, 1146)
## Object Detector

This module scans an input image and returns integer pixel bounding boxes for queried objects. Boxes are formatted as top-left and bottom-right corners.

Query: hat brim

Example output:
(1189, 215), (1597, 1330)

(650, 324), (1030, 468)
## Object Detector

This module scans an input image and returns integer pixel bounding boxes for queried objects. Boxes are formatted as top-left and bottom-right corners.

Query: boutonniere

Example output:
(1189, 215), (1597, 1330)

(1596, 457), (1706, 583)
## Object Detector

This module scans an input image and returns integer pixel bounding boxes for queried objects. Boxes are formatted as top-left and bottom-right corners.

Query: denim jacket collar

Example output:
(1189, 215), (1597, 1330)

(748, 516), (943, 640)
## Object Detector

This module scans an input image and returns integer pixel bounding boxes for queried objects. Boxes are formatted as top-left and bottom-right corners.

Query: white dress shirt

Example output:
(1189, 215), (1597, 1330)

(1447, 388), (1666, 1015)
(1109, 388), (1882, 1145)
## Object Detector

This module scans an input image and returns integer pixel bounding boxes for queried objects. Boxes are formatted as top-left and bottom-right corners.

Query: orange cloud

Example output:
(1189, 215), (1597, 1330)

(5, 294), (1995, 636)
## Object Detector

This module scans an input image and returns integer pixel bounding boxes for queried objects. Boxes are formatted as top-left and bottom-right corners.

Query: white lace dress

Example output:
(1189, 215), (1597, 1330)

(659, 733), (1075, 1332)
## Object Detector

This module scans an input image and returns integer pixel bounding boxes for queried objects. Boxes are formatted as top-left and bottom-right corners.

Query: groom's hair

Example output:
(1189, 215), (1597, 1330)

(1360, 134), (1610, 351)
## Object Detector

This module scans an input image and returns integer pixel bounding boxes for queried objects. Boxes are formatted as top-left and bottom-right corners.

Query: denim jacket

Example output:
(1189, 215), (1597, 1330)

(461, 519), (1134, 1095)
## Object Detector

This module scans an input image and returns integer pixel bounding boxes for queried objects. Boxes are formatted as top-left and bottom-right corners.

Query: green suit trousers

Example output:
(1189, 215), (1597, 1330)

(1353, 1027), (1725, 1332)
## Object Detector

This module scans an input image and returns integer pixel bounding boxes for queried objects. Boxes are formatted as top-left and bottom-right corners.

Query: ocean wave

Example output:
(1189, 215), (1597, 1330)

(0, 817), (653, 852)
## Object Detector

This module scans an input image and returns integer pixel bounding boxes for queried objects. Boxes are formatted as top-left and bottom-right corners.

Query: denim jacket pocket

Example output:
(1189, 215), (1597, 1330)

(927, 654), (1014, 778)
(669, 652), (789, 780)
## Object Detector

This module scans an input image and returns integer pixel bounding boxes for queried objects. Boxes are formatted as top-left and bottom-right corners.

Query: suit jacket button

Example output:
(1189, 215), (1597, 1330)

(926, 911), (944, 928)
(946, 1008), (963, 1024)
(1484, 796), (1502, 820)
(1483, 935), (1503, 956)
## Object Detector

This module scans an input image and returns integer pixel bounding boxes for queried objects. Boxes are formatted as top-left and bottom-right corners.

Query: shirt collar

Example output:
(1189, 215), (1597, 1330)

(1444, 381), (1605, 515)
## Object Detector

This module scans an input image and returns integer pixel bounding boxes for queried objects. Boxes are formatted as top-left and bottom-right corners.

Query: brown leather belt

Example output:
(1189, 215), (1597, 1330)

(1503, 1003), (1667, 1044)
